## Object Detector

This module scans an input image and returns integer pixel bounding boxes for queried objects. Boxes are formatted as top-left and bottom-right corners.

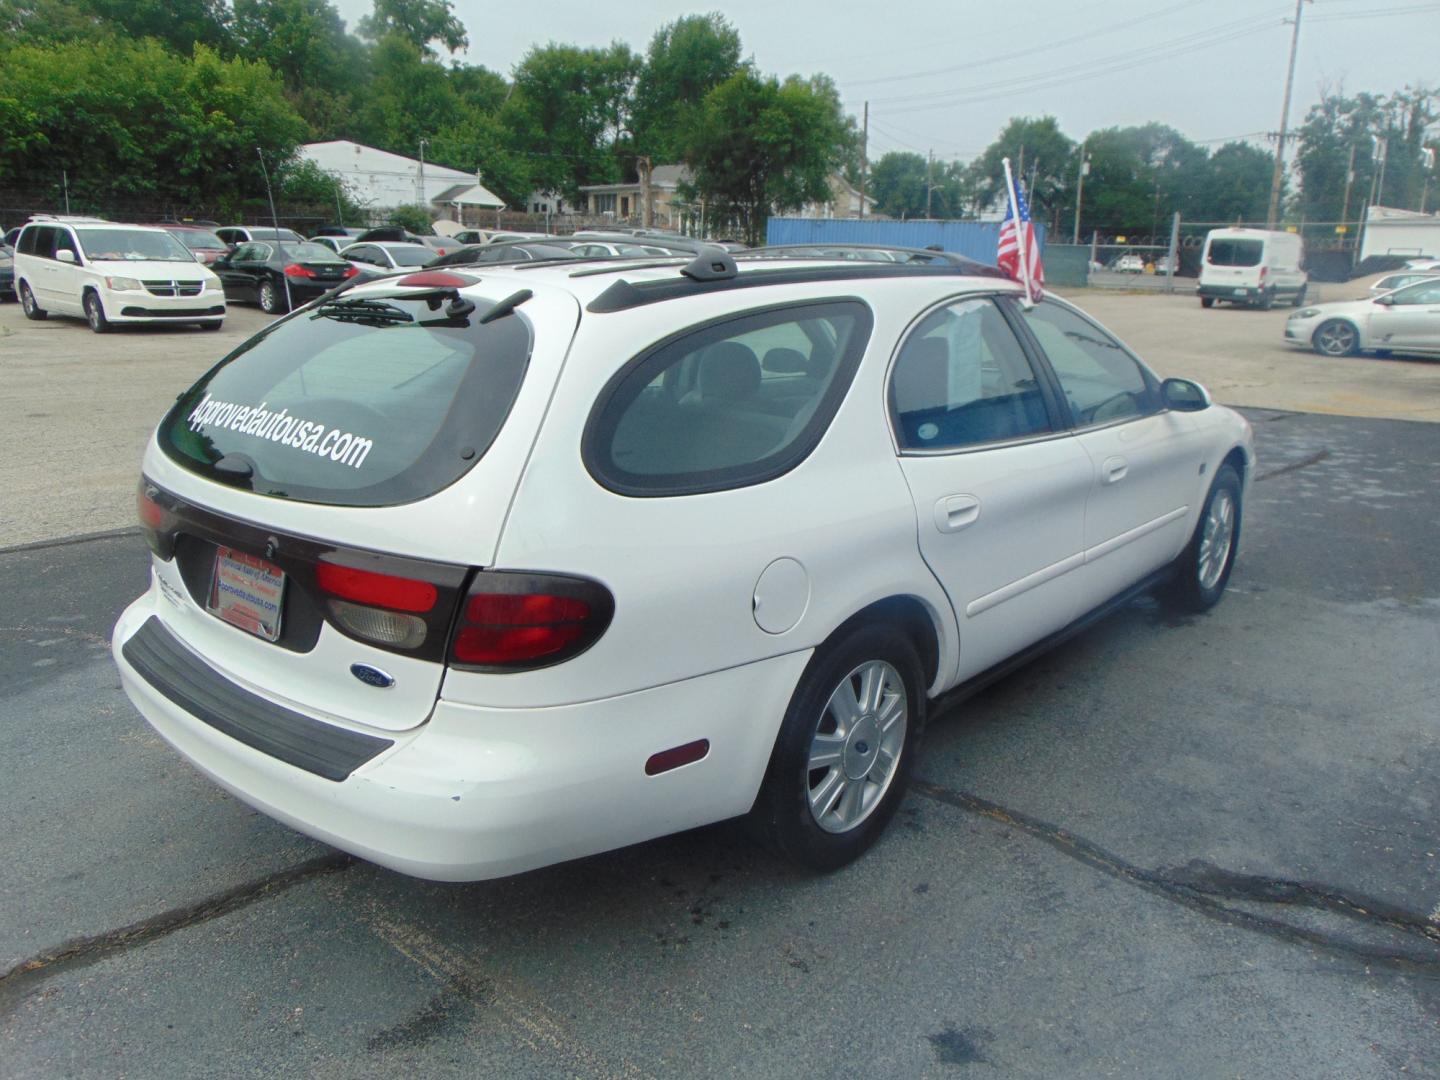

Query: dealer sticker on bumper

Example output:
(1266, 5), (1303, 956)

(208, 546), (285, 641)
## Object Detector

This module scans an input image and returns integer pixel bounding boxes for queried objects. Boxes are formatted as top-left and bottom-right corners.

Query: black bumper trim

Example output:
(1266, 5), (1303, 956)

(118, 305), (225, 317)
(122, 616), (393, 781)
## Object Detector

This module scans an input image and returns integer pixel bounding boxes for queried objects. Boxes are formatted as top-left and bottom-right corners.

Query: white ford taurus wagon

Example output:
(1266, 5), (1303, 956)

(112, 252), (1254, 881)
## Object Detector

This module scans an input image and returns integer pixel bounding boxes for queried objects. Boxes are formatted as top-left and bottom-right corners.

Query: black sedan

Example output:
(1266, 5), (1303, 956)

(213, 240), (360, 314)
(431, 242), (586, 268)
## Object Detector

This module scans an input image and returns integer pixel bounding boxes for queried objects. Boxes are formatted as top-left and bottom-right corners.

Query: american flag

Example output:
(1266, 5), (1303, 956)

(997, 178), (1044, 302)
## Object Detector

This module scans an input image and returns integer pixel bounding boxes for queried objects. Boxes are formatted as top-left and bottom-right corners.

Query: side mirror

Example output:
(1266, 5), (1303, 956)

(213, 253), (231, 268)
(56, 249), (77, 264)
(1161, 377), (1211, 412)
(1373, 294), (1394, 306)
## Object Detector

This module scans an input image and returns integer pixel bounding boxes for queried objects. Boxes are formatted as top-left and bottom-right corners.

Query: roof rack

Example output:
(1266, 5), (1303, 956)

(586, 262), (997, 314)
(26, 213), (110, 224)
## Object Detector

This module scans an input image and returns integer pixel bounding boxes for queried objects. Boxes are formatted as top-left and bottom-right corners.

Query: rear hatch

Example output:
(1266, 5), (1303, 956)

(138, 278), (581, 732)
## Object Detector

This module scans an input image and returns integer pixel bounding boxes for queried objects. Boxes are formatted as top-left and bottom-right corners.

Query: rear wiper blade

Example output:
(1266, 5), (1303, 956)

(311, 298), (414, 324)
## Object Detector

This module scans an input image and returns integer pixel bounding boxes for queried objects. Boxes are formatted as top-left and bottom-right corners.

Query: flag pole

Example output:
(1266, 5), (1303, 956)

(1001, 156), (1035, 307)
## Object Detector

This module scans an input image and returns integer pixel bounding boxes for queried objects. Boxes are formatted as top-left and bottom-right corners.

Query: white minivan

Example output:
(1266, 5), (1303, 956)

(14, 216), (226, 332)
(1196, 228), (1307, 310)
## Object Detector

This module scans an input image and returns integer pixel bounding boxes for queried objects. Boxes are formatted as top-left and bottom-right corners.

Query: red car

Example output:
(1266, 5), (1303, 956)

(157, 224), (230, 266)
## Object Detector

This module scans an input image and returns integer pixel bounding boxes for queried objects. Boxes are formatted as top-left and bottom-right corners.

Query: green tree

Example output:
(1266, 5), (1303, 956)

(357, 0), (466, 56)
(1075, 123), (1207, 236)
(632, 13), (742, 162)
(871, 152), (929, 218)
(1195, 142), (1273, 223)
(276, 158), (363, 220)
(967, 116), (1075, 218)
(0, 38), (306, 213)
(386, 203), (433, 233)
(504, 42), (642, 199)
(1296, 86), (1438, 221)
(683, 68), (850, 245)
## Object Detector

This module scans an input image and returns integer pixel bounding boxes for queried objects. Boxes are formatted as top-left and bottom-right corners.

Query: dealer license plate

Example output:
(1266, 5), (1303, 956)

(208, 546), (285, 641)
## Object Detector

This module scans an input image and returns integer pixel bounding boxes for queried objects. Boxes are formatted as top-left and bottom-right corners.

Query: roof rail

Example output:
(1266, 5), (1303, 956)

(26, 213), (110, 224)
(586, 262), (993, 314)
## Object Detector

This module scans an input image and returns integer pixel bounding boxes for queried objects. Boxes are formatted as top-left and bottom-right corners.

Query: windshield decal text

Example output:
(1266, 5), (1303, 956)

(186, 395), (374, 469)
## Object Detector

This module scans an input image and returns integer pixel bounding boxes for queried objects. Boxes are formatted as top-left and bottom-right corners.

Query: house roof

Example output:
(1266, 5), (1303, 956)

(579, 164), (692, 194)
(300, 140), (474, 183)
(432, 182), (504, 208)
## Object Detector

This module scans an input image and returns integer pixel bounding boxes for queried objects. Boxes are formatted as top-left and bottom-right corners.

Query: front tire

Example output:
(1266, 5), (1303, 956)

(750, 623), (924, 872)
(19, 281), (47, 320)
(258, 278), (288, 315)
(1313, 319), (1358, 357)
(1162, 464), (1241, 613)
(1200, 296), (1215, 309)
(84, 290), (110, 333)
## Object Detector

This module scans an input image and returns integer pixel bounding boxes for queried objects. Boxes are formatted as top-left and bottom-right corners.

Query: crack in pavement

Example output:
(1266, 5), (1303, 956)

(0, 852), (354, 1013)
(1255, 449), (1331, 482)
(911, 780), (1440, 971)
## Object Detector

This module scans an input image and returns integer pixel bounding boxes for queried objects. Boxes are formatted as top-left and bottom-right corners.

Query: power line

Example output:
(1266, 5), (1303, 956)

(871, 15), (1291, 114)
(844, 0), (1193, 89)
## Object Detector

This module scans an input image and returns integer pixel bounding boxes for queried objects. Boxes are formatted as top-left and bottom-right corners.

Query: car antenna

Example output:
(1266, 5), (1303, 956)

(477, 288), (532, 324)
(256, 146), (292, 310)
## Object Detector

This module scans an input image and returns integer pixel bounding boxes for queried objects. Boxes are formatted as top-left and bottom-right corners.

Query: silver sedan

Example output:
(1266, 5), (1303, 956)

(1284, 278), (1440, 358)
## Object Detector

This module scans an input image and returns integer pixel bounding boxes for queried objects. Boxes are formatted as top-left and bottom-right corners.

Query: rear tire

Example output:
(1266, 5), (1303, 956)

(258, 278), (288, 315)
(1200, 297), (1214, 309)
(1290, 284), (1307, 308)
(1161, 464), (1241, 613)
(19, 281), (47, 320)
(198, 320), (223, 331)
(1256, 289), (1274, 311)
(749, 623), (924, 872)
(83, 290), (110, 334)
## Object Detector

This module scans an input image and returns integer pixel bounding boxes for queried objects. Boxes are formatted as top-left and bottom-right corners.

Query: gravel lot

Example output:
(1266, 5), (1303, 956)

(1, 281), (1437, 548)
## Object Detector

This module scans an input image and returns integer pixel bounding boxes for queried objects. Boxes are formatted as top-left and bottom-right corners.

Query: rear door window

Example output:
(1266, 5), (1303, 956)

(584, 300), (872, 496)
(1207, 239), (1263, 267)
(159, 292), (537, 507)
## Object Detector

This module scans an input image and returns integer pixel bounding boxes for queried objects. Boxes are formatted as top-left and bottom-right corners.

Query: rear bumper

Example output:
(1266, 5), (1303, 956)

(113, 589), (809, 881)
(1197, 283), (1262, 301)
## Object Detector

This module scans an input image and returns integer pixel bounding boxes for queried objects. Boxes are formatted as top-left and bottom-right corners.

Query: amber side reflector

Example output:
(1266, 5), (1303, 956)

(645, 739), (710, 776)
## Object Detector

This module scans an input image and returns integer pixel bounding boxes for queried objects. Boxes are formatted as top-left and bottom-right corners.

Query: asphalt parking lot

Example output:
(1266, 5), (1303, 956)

(1, 286), (1438, 1077)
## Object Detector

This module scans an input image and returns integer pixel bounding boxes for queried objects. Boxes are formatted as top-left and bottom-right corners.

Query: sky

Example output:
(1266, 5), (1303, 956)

(333, 0), (1440, 163)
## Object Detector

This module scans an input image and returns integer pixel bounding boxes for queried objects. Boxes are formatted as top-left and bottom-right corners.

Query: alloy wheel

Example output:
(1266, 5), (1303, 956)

(1315, 321), (1356, 357)
(806, 660), (907, 834)
(1198, 489), (1236, 591)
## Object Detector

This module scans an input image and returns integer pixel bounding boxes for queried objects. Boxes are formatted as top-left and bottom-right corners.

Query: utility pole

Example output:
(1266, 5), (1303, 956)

(62, 170), (70, 215)
(1373, 135), (1388, 207)
(637, 155), (653, 228)
(1339, 142), (1356, 233)
(1072, 147), (1089, 244)
(1266, 0), (1307, 228)
(859, 102), (868, 219)
(417, 137), (429, 209)
(926, 149), (934, 219)
(1422, 147), (1435, 213)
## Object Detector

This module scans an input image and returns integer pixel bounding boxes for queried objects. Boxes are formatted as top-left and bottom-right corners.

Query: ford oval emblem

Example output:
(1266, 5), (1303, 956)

(350, 663), (394, 689)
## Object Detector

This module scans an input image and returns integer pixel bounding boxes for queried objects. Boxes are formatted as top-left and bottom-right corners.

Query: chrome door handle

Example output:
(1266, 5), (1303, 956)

(933, 494), (981, 533)
(1102, 456), (1128, 484)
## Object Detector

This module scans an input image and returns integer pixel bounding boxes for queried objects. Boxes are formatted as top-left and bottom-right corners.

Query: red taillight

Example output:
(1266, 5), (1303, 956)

(137, 484), (165, 530)
(316, 562), (437, 613)
(342, 265), (359, 278)
(450, 573), (614, 670)
(1258, 265), (1268, 281)
(283, 263), (316, 278)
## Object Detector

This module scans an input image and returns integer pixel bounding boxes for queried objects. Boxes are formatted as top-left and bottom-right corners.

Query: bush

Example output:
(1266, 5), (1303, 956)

(386, 204), (434, 235)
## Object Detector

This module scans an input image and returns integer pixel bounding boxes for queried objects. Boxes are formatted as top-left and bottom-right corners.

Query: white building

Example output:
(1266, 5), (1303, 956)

(298, 140), (505, 217)
(1359, 204), (1440, 261)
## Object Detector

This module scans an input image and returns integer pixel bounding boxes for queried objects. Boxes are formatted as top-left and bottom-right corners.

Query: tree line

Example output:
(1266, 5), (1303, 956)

(0, 0), (1433, 243)
(869, 86), (1436, 241)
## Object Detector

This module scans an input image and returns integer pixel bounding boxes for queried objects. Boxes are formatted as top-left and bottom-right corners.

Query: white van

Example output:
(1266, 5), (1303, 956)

(1197, 228), (1307, 310)
(14, 216), (225, 332)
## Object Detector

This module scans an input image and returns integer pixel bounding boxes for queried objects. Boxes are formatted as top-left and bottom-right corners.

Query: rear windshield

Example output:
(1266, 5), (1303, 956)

(159, 292), (533, 507)
(78, 229), (192, 262)
(1207, 238), (1263, 267)
(249, 228), (303, 242)
(285, 242), (343, 261)
(170, 229), (227, 251)
(386, 244), (438, 267)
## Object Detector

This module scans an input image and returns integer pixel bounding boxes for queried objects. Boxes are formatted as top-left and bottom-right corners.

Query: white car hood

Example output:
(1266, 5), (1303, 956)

(89, 259), (213, 279)
(1297, 295), (1380, 318)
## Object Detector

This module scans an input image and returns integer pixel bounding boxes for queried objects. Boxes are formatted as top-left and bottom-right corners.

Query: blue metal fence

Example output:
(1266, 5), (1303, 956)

(764, 218), (1046, 264)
